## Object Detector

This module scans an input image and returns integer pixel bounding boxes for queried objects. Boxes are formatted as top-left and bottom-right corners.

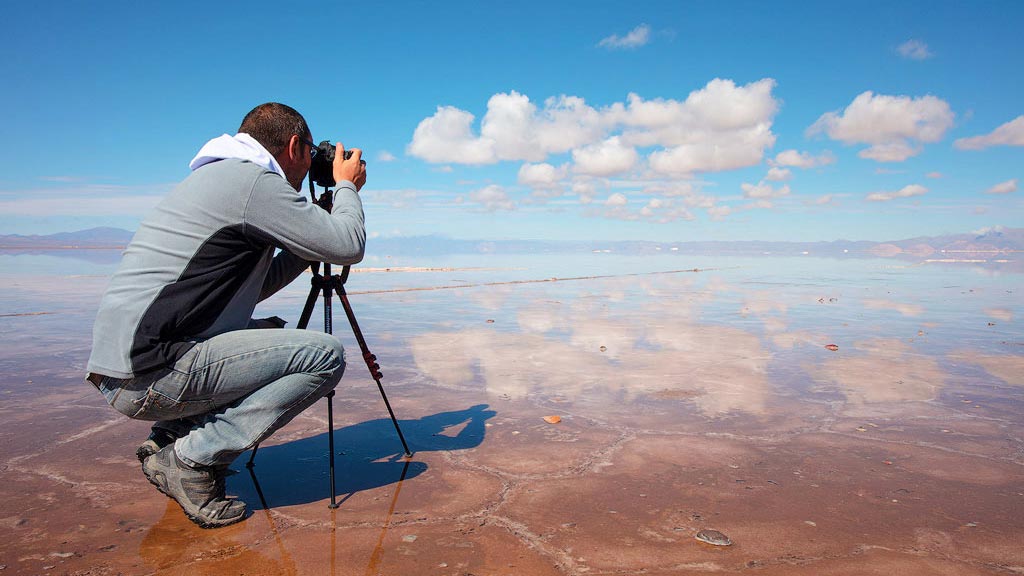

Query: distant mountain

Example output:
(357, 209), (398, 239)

(866, 226), (1024, 259)
(2, 227), (1021, 261)
(0, 227), (134, 248)
(369, 228), (1023, 259)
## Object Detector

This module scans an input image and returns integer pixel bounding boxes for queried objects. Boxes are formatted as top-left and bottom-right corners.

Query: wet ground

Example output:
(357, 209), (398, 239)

(0, 251), (1021, 575)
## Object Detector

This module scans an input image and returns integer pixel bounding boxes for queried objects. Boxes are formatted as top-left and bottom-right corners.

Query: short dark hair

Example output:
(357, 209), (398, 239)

(238, 102), (310, 157)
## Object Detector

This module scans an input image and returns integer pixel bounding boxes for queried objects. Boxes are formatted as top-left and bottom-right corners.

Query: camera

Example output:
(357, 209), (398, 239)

(309, 140), (366, 188)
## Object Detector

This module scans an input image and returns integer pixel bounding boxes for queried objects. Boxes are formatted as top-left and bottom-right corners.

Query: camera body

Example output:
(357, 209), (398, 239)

(308, 140), (363, 188)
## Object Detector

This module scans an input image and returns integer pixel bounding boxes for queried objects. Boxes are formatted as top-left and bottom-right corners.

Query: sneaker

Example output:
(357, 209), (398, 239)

(142, 444), (247, 529)
(136, 428), (177, 463)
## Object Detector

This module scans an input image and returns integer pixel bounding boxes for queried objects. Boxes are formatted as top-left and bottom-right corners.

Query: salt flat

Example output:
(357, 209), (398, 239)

(0, 250), (1021, 575)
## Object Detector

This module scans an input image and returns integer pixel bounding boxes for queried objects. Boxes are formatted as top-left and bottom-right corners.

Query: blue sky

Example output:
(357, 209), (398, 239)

(0, 1), (1020, 241)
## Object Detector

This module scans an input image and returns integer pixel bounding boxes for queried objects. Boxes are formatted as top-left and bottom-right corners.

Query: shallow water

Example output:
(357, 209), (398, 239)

(0, 249), (1021, 575)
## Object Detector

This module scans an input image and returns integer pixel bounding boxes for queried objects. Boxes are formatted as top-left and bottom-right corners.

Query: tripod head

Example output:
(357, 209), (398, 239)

(309, 175), (333, 210)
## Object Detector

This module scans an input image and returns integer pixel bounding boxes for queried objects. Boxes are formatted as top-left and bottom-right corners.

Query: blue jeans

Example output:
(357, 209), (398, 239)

(95, 329), (346, 468)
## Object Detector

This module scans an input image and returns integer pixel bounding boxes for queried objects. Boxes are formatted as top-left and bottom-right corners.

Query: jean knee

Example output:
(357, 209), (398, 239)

(307, 332), (346, 383)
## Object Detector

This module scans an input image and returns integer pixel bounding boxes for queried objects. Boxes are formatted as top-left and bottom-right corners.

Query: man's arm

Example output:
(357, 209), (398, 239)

(243, 176), (366, 266)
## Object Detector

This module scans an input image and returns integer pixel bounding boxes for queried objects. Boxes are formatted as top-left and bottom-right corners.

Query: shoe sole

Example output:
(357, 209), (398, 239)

(143, 462), (245, 529)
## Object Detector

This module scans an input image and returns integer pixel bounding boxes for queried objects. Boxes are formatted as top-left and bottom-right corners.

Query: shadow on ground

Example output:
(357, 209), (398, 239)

(228, 404), (496, 510)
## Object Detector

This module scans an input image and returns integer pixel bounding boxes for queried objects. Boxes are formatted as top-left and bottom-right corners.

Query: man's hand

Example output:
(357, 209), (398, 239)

(333, 143), (367, 192)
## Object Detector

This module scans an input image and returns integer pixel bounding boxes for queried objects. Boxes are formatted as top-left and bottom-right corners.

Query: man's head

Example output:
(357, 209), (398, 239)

(239, 103), (313, 191)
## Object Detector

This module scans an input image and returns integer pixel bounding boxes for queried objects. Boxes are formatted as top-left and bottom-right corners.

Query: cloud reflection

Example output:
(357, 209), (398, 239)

(410, 292), (773, 416)
(951, 351), (1024, 387)
(864, 298), (925, 317)
(809, 338), (946, 403)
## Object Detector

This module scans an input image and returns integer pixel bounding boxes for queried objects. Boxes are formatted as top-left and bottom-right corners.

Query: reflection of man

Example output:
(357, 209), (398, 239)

(86, 103), (367, 528)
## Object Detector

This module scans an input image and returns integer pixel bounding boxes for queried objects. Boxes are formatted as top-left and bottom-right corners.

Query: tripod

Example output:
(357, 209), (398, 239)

(247, 182), (412, 509)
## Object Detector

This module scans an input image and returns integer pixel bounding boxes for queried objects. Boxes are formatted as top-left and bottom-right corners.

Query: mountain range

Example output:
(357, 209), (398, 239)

(1, 226), (1021, 261)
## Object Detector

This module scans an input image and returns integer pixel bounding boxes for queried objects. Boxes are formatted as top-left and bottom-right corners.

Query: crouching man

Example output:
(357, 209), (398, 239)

(86, 102), (367, 528)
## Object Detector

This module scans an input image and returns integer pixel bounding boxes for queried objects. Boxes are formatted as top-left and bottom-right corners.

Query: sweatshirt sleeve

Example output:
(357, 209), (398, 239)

(243, 172), (366, 266)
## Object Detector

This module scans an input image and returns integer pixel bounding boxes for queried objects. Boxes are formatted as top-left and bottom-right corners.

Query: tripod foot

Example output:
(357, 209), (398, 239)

(328, 503), (340, 510)
(247, 443), (259, 468)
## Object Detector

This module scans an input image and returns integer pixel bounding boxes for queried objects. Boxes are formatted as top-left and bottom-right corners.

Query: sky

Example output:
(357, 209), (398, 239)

(0, 1), (1021, 242)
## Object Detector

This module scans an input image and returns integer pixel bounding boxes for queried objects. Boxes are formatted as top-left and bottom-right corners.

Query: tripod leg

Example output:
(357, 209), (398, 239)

(297, 278), (322, 330)
(327, 390), (339, 509)
(333, 278), (413, 457)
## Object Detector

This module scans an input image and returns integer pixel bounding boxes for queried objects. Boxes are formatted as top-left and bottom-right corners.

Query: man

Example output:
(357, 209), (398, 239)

(86, 103), (367, 528)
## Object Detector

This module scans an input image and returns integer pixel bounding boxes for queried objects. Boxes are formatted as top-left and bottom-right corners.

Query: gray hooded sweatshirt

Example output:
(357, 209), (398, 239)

(87, 134), (365, 378)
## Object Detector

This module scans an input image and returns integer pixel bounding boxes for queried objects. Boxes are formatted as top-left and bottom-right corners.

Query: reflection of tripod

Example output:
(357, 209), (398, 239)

(247, 183), (412, 509)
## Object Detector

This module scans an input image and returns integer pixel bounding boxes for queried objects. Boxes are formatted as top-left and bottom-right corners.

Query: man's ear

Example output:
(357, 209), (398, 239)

(286, 134), (302, 161)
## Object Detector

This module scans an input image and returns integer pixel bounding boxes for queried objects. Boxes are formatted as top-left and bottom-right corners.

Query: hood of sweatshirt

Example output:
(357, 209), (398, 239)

(188, 133), (287, 179)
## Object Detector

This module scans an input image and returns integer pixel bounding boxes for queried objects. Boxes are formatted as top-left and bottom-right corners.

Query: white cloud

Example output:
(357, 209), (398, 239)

(765, 167), (791, 181)
(605, 192), (629, 207)
(485, 92), (611, 161)
(408, 92), (606, 164)
(614, 79), (778, 136)
(480, 92), (546, 161)
(681, 192), (716, 209)
(598, 24), (651, 49)
(618, 79), (780, 175)
(647, 134), (773, 175)
(810, 194), (836, 205)
(707, 205), (733, 220)
(741, 181), (791, 199)
(640, 198), (665, 214)
(808, 91), (954, 162)
(469, 185), (515, 211)
(407, 106), (496, 164)
(897, 39), (933, 60)
(535, 95), (608, 153)
(572, 137), (639, 176)
(858, 140), (920, 162)
(517, 162), (567, 188)
(638, 198), (695, 223)
(771, 149), (835, 169)
(593, 194), (696, 223)
(572, 180), (597, 204)
(479, 92), (545, 161)
(926, 171), (943, 179)
(377, 150), (397, 162)
(986, 179), (1017, 195)
(409, 78), (781, 177)
(709, 199), (772, 217)
(954, 115), (1024, 150)
(866, 184), (928, 202)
